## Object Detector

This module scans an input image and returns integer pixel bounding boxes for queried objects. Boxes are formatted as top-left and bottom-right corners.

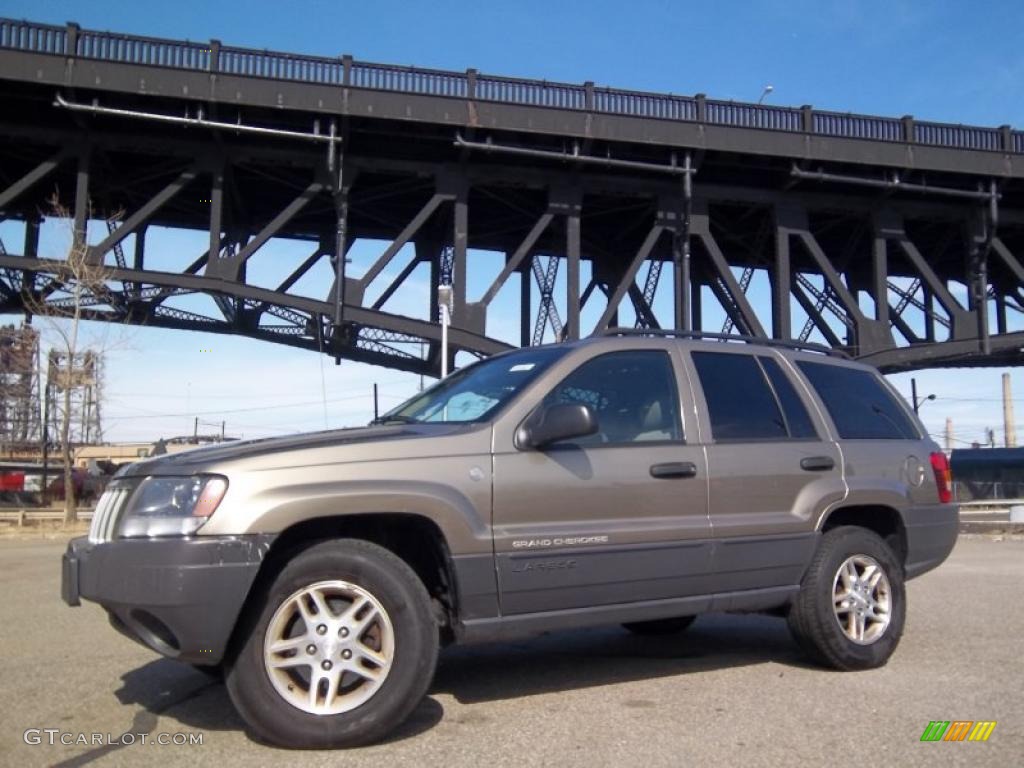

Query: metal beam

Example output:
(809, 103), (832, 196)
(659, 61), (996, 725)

(372, 253), (421, 310)
(226, 180), (323, 271)
(359, 193), (447, 288)
(691, 207), (767, 337)
(0, 150), (67, 211)
(773, 224), (791, 339)
(565, 199), (581, 340)
(595, 224), (664, 330)
(896, 238), (964, 319)
(73, 150), (90, 250)
(88, 167), (198, 265)
(453, 185), (469, 323)
(792, 280), (842, 348)
(992, 238), (1024, 283)
(479, 212), (553, 306)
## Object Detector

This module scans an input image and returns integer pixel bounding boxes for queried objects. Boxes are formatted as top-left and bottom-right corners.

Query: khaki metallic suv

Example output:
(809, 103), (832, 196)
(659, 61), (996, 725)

(61, 332), (958, 748)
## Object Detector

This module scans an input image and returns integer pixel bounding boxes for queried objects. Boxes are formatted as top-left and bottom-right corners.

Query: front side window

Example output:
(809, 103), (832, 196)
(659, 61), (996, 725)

(379, 347), (567, 424)
(796, 361), (919, 440)
(542, 350), (683, 445)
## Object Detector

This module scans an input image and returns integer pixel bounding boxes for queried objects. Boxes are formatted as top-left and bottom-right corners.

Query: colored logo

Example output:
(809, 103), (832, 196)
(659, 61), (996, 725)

(920, 721), (996, 742)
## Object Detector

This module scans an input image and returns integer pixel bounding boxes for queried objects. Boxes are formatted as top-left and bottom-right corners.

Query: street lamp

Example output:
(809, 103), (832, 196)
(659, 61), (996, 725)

(757, 85), (774, 105)
(911, 377), (936, 414)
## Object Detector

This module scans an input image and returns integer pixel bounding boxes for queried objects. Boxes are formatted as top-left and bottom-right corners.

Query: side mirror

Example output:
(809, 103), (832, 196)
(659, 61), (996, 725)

(516, 403), (598, 450)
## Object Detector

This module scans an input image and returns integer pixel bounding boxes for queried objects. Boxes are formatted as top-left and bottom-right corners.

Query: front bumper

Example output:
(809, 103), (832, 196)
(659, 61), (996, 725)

(903, 503), (959, 579)
(61, 534), (274, 665)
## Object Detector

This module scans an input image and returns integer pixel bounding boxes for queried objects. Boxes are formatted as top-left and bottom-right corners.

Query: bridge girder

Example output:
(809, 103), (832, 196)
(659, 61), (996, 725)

(0, 20), (1022, 373)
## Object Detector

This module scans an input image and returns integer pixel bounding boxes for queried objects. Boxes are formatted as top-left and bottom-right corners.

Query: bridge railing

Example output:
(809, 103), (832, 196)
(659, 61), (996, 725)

(221, 45), (345, 85)
(0, 18), (65, 54)
(2, 17), (1022, 154)
(813, 110), (904, 142)
(475, 73), (583, 109)
(353, 61), (467, 97)
(705, 99), (803, 131)
(913, 120), (1003, 152)
(77, 29), (211, 70)
(594, 88), (697, 120)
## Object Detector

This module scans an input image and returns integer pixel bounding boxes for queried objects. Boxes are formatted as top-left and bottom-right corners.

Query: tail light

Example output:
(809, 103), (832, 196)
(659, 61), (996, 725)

(930, 452), (953, 503)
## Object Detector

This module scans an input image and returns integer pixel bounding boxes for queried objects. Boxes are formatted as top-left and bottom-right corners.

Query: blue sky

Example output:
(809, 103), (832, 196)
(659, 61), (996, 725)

(1, 0), (1022, 447)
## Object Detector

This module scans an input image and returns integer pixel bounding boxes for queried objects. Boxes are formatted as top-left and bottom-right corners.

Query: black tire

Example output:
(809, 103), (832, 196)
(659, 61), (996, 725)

(787, 526), (906, 671)
(225, 539), (438, 748)
(622, 615), (697, 636)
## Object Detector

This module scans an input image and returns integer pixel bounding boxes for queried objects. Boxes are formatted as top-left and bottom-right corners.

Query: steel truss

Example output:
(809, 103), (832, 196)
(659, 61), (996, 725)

(0, 94), (1022, 374)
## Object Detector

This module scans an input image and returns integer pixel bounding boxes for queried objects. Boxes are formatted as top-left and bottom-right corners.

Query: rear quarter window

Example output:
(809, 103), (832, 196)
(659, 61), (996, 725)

(796, 361), (919, 440)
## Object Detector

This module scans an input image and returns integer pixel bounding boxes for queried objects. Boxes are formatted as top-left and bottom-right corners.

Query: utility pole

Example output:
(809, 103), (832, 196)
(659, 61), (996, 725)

(945, 417), (953, 453)
(193, 416), (199, 444)
(373, 383), (379, 421)
(1003, 373), (1016, 447)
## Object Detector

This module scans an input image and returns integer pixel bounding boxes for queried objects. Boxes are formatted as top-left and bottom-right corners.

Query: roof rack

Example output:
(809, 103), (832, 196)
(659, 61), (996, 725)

(595, 328), (850, 358)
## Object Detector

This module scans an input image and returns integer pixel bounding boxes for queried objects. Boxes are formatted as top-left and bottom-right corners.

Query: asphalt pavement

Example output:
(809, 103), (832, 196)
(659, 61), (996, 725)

(1, 533), (1021, 768)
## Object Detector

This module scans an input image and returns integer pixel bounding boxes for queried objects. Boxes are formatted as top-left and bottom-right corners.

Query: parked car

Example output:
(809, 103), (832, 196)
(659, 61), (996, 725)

(47, 468), (106, 504)
(62, 332), (958, 747)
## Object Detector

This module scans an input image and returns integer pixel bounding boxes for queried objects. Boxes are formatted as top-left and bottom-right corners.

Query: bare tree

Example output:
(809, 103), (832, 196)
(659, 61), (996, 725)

(23, 195), (116, 524)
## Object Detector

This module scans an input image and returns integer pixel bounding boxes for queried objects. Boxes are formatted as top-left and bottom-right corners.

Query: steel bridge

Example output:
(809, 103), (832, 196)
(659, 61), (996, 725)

(1, 18), (1023, 375)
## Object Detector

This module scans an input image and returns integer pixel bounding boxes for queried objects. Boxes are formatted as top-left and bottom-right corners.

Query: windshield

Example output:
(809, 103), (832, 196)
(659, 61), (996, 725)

(373, 347), (567, 425)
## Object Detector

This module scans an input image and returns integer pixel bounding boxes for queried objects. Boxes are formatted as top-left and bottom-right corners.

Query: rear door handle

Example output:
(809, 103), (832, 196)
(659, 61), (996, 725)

(800, 456), (835, 472)
(650, 462), (698, 479)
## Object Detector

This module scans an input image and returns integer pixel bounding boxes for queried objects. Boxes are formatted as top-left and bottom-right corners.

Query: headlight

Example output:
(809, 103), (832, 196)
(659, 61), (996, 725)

(118, 475), (228, 538)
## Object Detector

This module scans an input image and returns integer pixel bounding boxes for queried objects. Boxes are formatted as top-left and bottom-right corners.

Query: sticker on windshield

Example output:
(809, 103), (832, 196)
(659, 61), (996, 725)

(509, 363), (536, 372)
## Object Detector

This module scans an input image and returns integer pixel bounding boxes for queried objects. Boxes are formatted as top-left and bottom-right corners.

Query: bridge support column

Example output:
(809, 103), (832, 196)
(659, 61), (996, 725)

(21, 216), (39, 300)
(209, 167), (223, 272)
(690, 274), (702, 331)
(871, 230), (888, 324)
(565, 194), (581, 340)
(515, 261), (529, 347)
(772, 210), (792, 340)
(453, 181), (468, 326)
(73, 150), (90, 251)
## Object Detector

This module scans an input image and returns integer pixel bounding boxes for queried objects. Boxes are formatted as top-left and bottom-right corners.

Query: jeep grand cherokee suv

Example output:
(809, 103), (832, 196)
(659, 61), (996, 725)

(61, 332), (958, 748)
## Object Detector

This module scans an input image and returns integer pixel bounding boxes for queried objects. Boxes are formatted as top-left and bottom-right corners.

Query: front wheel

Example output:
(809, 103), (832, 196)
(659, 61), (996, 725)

(225, 539), (438, 748)
(787, 526), (906, 670)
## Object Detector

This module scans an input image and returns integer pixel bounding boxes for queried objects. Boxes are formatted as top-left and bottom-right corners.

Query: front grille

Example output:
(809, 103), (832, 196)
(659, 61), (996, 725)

(87, 484), (133, 543)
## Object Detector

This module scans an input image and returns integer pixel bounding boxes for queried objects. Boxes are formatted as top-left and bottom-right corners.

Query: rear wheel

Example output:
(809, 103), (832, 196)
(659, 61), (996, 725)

(788, 526), (905, 670)
(622, 615), (697, 636)
(225, 539), (438, 748)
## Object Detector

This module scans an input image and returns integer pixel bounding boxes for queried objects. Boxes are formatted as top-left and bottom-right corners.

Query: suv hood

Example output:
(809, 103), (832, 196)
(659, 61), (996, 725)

(119, 422), (487, 477)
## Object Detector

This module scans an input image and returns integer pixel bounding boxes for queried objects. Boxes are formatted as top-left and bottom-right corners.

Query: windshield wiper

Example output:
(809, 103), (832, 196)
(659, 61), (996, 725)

(369, 414), (419, 426)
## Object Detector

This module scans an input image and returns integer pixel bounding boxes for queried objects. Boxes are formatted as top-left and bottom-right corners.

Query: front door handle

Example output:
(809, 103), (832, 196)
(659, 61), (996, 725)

(800, 456), (835, 472)
(650, 461), (698, 479)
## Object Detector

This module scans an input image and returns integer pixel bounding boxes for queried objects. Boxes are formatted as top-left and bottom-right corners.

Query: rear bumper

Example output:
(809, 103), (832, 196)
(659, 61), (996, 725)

(903, 503), (959, 579)
(61, 534), (274, 665)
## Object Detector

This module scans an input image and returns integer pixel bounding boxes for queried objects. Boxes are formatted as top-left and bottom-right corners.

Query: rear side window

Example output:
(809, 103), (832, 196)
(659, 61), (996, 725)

(796, 361), (919, 440)
(692, 352), (787, 440)
(759, 357), (817, 439)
